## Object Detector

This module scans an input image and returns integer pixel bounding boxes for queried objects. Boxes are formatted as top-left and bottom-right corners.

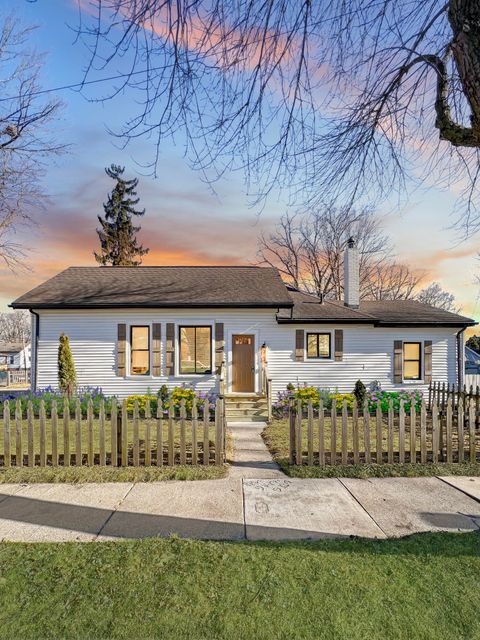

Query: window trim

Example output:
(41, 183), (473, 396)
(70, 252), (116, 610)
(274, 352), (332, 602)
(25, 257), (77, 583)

(178, 325), (213, 375)
(130, 325), (150, 376)
(403, 341), (422, 381)
(306, 332), (332, 360)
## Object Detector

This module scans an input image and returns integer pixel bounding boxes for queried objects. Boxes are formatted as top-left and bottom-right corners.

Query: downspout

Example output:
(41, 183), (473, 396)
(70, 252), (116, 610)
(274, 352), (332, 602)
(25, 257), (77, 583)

(456, 327), (466, 389)
(30, 310), (39, 392)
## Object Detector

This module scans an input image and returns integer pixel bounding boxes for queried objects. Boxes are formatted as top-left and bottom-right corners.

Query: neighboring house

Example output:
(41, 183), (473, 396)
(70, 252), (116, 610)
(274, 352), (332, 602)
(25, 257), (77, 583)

(465, 346), (480, 374)
(10, 242), (476, 415)
(0, 342), (31, 370)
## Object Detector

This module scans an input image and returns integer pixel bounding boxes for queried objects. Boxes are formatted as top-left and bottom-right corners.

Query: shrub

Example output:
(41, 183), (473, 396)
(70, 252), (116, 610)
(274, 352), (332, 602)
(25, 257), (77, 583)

(353, 379), (366, 406)
(331, 393), (355, 410)
(367, 389), (423, 413)
(126, 395), (157, 414)
(272, 384), (338, 417)
(58, 334), (76, 397)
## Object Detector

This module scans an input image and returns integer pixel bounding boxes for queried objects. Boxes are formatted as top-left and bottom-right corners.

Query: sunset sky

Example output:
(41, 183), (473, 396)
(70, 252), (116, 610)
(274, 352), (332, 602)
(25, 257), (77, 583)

(2, 1), (479, 334)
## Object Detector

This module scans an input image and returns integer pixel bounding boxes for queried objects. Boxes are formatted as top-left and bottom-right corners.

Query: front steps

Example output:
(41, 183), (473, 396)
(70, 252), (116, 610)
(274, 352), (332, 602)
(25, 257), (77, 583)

(224, 394), (269, 423)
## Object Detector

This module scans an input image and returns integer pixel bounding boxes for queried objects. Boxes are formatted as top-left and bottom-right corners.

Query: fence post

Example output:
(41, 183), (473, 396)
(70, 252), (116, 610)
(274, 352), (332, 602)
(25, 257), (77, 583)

(116, 404), (122, 466)
(289, 396), (295, 465)
(295, 399), (302, 465)
(398, 399), (405, 464)
(307, 399), (314, 466)
(318, 399), (325, 466)
(458, 396), (464, 463)
(469, 398), (476, 463)
(376, 402), (382, 464)
(363, 400), (371, 464)
(432, 402), (439, 463)
(331, 403), (337, 465)
(3, 400), (10, 467)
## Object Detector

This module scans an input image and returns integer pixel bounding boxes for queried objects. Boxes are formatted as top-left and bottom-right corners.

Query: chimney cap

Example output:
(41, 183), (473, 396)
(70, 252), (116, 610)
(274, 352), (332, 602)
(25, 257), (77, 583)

(347, 236), (356, 248)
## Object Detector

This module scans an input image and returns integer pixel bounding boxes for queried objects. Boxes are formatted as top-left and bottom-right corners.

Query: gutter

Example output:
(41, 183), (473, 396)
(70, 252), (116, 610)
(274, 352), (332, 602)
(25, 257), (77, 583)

(456, 326), (467, 388)
(29, 310), (39, 392)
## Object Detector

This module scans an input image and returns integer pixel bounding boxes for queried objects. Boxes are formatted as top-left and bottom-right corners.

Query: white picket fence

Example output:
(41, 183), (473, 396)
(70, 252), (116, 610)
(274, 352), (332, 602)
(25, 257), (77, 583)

(465, 374), (480, 389)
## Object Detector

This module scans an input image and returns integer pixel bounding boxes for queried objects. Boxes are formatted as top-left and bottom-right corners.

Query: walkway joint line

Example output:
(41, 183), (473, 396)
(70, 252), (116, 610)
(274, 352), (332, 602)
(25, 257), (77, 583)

(338, 478), (388, 538)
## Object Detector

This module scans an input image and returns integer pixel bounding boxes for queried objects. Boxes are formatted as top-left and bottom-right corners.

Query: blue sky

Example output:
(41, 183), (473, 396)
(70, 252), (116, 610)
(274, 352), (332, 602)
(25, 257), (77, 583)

(1, 0), (479, 330)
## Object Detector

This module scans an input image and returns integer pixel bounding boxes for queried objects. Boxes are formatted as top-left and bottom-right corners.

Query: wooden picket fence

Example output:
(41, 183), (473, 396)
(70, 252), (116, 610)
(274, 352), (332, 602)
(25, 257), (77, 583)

(429, 381), (480, 413)
(288, 397), (479, 466)
(0, 396), (226, 468)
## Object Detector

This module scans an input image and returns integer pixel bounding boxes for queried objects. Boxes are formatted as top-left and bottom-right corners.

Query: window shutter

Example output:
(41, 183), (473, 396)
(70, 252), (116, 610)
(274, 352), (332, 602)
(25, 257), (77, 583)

(295, 329), (304, 361)
(424, 340), (432, 383)
(334, 329), (343, 361)
(152, 323), (161, 376)
(117, 324), (126, 376)
(215, 323), (224, 373)
(166, 323), (175, 376)
(394, 340), (403, 383)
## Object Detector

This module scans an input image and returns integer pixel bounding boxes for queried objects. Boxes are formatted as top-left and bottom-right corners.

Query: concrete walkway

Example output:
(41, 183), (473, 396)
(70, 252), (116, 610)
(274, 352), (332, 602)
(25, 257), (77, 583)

(0, 476), (478, 542)
(227, 421), (284, 478)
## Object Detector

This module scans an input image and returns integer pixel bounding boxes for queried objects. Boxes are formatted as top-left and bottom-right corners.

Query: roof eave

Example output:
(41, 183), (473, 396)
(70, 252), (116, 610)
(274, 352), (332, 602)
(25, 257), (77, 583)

(11, 301), (294, 310)
(276, 318), (477, 327)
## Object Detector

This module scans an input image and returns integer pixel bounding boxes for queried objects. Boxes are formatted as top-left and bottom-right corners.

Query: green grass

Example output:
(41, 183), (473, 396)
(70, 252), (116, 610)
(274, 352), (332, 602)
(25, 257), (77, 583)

(0, 533), (478, 639)
(264, 419), (480, 478)
(0, 464), (226, 484)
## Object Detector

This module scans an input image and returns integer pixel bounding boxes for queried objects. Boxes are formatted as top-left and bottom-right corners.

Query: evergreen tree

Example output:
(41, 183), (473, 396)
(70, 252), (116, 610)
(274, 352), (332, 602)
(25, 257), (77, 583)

(466, 336), (480, 354)
(58, 333), (77, 397)
(94, 164), (149, 266)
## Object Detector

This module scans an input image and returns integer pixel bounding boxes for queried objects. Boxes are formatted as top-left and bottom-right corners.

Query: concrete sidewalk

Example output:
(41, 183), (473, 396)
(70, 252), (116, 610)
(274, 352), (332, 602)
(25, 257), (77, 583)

(0, 476), (478, 542)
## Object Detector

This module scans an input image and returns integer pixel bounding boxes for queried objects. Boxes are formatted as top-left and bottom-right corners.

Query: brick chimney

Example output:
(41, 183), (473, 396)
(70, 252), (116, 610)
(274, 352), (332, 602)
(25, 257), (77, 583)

(344, 237), (359, 308)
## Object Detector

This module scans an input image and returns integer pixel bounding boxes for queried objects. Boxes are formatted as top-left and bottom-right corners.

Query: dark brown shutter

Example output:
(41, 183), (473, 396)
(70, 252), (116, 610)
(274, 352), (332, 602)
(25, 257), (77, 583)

(424, 340), (432, 383)
(215, 323), (224, 373)
(166, 323), (175, 376)
(152, 323), (161, 376)
(117, 323), (126, 376)
(295, 329), (304, 361)
(334, 329), (343, 361)
(394, 340), (403, 383)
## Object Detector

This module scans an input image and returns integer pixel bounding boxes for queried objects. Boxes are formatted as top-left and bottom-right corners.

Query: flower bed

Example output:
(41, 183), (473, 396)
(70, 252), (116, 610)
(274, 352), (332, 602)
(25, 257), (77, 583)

(2, 385), (218, 417)
(272, 384), (423, 418)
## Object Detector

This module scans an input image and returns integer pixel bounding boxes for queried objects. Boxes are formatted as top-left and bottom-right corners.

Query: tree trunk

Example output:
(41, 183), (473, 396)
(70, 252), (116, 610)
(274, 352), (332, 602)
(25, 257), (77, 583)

(441, 0), (480, 145)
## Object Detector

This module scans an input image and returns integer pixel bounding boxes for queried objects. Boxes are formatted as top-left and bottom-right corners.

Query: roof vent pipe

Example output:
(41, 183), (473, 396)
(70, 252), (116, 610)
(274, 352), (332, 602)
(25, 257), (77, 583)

(344, 237), (360, 308)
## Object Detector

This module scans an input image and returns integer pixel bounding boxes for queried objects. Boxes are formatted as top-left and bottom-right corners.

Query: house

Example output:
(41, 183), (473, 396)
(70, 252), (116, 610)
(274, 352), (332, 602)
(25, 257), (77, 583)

(0, 342), (31, 370)
(465, 345), (480, 374)
(10, 241), (476, 419)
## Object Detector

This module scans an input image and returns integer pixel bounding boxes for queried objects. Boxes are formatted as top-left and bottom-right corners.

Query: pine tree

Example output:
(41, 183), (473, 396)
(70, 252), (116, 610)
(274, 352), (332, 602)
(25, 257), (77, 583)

(94, 164), (149, 266)
(58, 333), (77, 397)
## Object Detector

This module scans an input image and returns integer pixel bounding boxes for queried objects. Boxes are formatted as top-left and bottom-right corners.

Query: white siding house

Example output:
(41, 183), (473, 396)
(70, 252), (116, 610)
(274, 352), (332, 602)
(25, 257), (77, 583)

(32, 307), (461, 398)
(12, 242), (475, 405)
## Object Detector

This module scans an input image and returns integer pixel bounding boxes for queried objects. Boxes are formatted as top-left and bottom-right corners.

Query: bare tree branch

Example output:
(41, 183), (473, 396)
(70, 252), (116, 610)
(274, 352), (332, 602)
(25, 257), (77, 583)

(74, 1), (480, 228)
(257, 206), (423, 300)
(0, 14), (64, 269)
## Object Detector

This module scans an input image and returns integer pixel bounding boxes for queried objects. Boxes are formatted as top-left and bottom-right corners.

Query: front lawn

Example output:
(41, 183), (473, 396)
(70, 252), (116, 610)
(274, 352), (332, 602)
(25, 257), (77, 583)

(0, 464), (226, 484)
(0, 533), (478, 639)
(264, 419), (480, 478)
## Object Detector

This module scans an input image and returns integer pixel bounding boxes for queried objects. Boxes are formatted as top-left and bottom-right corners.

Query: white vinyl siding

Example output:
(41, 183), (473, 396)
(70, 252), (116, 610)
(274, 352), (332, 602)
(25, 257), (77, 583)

(34, 308), (458, 398)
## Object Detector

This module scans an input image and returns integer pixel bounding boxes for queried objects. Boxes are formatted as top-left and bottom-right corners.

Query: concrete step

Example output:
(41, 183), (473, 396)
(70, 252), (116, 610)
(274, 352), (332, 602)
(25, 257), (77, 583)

(225, 401), (268, 410)
(225, 409), (269, 419)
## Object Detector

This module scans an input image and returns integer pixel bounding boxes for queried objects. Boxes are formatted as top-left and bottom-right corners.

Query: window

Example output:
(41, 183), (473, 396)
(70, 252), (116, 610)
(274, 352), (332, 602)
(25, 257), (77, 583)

(403, 342), (421, 380)
(130, 326), (150, 375)
(306, 333), (331, 359)
(179, 326), (212, 374)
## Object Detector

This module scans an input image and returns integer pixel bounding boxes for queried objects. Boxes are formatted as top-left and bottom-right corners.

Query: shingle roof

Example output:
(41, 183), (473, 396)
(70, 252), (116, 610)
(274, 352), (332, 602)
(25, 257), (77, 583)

(277, 288), (476, 326)
(10, 266), (294, 309)
(0, 342), (28, 354)
(11, 268), (476, 326)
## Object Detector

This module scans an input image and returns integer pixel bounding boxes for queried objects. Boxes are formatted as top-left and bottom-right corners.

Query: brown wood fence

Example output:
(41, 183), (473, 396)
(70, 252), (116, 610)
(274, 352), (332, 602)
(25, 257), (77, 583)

(429, 381), (480, 414)
(1, 396), (226, 468)
(288, 397), (479, 466)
